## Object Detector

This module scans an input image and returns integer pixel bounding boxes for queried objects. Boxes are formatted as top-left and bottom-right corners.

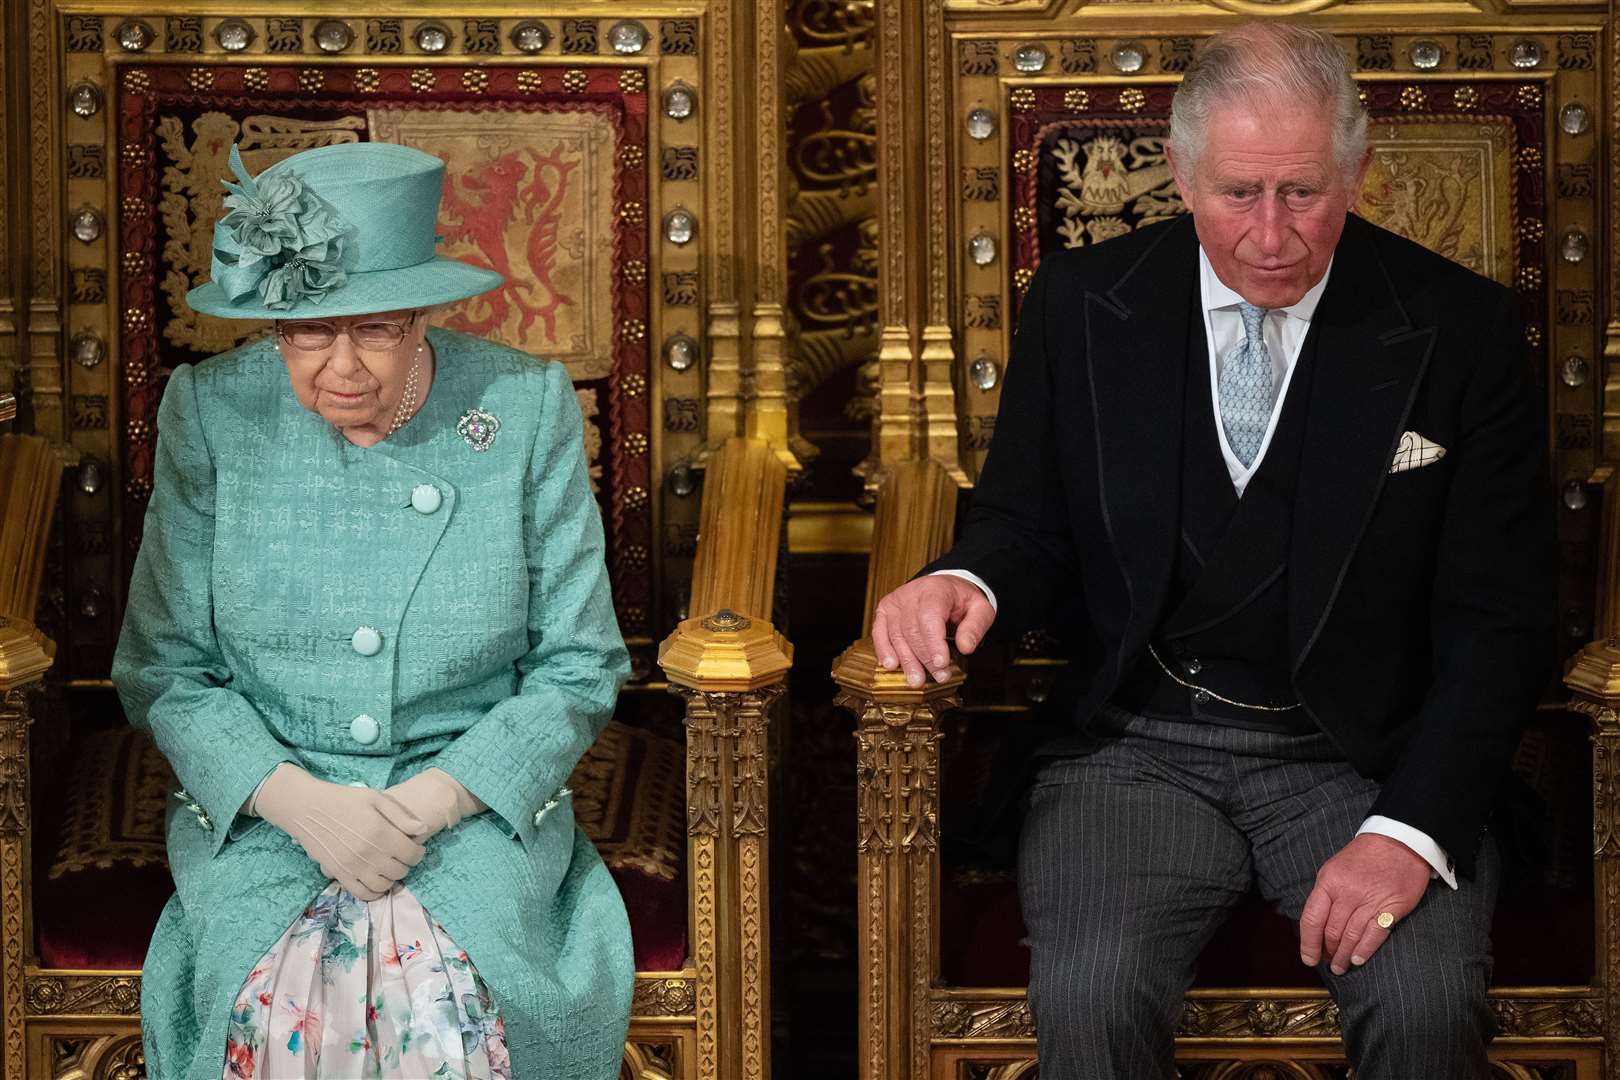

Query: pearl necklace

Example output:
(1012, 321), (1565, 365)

(386, 340), (426, 437)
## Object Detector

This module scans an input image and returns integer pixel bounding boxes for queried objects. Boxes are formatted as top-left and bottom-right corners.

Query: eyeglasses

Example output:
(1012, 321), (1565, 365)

(275, 312), (419, 352)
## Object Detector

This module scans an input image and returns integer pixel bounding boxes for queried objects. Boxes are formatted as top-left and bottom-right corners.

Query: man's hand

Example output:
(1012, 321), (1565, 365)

(1299, 833), (1432, 976)
(872, 575), (996, 688)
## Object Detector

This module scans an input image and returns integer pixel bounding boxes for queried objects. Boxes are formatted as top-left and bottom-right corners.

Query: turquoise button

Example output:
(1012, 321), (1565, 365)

(351, 625), (382, 656)
(349, 714), (380, 745)
(411, 484), (442, 514)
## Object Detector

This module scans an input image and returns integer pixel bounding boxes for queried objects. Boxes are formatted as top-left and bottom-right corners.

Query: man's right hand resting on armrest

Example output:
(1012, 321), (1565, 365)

(871, 574), (997, 688)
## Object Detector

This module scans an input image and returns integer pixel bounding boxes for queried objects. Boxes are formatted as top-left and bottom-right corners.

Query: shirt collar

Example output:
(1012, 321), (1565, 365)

(1198, 246), (1333, 323)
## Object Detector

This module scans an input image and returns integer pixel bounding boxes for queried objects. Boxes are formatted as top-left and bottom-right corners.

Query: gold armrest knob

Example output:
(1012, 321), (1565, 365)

(0, 393), (16, 423)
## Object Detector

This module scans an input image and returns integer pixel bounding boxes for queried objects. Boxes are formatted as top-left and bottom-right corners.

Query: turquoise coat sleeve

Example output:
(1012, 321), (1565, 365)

(111, 365), (298, 856)
(431, 361), (630, 849)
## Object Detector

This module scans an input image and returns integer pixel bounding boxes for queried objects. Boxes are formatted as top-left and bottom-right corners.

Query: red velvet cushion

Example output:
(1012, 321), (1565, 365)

(940, 720), (1594, 989)
(38, 721), (689, 973)
(942, 871), (1593, 989)
(37, 727), (172, 969)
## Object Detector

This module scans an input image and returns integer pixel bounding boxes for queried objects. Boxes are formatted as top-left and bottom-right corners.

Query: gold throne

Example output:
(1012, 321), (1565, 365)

(0, 4), (804, 1079)
(835, 6), (1614, 1079)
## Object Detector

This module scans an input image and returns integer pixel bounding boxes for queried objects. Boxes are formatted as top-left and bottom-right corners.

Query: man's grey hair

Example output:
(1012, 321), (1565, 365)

(1169, 23), (1368, 185)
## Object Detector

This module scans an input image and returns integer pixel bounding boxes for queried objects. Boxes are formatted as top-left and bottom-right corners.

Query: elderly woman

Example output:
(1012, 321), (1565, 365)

(112, 141), (632, 1080)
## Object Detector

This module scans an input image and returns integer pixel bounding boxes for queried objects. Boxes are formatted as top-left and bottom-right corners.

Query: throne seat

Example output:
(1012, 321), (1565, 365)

(938, 716), (1594, 991)
(35, 719), (689, 973)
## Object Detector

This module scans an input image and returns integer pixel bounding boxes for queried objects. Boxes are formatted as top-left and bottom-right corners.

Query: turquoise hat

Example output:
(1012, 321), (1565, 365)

(186, 141), (503, 320)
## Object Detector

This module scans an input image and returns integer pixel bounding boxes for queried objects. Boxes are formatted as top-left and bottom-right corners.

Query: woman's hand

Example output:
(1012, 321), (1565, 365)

(384, 767), (487, 842)
(250, 763), (428, 900)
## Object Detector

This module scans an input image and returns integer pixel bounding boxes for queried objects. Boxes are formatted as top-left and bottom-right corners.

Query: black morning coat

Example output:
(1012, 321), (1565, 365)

(925, 213), (1557, 878)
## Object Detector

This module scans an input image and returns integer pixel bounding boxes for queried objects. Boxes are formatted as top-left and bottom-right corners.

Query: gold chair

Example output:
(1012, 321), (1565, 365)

(2, 5), (800, 1078)
(0, 432), (64, 1077)
(837, 8), (1614, 1078)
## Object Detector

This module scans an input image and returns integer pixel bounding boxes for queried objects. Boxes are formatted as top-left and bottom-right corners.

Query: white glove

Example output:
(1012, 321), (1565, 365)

(250, 763), (427, 900)
(383, 767), (487, 841)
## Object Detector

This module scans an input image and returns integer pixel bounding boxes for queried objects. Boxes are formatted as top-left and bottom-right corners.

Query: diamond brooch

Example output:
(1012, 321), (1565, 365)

(457, 407), (501, 452)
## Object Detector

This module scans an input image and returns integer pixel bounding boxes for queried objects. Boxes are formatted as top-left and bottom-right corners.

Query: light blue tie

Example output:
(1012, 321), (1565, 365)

(1218, 302), (1273, 468)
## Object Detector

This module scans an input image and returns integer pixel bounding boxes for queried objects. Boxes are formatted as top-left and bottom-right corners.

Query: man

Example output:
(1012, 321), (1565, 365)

(872, 22), (1554, 1079)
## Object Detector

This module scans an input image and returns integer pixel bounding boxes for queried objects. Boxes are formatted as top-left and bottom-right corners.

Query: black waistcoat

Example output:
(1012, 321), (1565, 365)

(1111, 308), (1320, 734)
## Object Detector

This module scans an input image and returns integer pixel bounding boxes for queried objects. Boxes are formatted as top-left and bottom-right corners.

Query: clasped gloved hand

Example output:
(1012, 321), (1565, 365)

(250, 763), (427, 901)
(384, 767), (487, 842)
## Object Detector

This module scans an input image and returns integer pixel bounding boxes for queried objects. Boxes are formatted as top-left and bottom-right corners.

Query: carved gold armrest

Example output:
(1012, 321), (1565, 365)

(1563, 637), (1620, 1065)
(834, 458), (961, 1080)
(0, 618), (52, 693)
(656, 437), (791, 1080)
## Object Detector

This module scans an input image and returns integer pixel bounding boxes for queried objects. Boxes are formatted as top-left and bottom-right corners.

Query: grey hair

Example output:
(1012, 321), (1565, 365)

(1169, 23), (1368, 185)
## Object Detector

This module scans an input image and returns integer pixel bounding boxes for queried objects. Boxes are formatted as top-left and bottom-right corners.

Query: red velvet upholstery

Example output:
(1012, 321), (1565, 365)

(939, 718), (1594, 990)
(38, 721), (689, 973)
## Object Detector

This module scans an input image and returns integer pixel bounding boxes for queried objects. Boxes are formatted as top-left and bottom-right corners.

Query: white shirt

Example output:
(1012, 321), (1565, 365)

(934, 246), (1457, 889)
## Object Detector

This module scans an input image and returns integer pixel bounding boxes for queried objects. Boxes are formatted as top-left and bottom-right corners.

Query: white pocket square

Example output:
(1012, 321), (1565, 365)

(1390, 431), (1446, 474)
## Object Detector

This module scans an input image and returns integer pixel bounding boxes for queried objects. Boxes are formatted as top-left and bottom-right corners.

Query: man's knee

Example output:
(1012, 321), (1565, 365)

(1028, 940), (1185, 1036)
(1336, 963), (1494, 1049)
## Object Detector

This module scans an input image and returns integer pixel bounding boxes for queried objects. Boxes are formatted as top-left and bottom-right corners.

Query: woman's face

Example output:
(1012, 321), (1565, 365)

(275, 308), (429, 438)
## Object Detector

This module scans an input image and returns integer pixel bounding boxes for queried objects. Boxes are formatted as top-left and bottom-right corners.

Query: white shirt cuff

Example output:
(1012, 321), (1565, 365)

(1358, 815), (1458, 890)
(928, 569), (998, 613)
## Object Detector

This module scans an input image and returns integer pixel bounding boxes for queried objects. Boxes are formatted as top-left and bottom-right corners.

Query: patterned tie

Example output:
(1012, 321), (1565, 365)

(1218, 302), (1273, 468)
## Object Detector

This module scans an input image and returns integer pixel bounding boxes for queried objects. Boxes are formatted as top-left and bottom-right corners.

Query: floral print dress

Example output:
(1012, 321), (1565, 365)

(223, 883), (511, 1080)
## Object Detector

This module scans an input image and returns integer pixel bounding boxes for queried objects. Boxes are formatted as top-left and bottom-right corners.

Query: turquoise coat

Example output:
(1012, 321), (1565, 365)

(112, 328), (634, 1080)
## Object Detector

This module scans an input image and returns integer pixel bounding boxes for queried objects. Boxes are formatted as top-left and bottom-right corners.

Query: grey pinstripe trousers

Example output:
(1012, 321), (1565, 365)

(1018, 706), (1498, 1079)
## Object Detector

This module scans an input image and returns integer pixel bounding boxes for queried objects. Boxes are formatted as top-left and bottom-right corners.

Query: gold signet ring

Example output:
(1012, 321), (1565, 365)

(1375, 912), (1396, 930)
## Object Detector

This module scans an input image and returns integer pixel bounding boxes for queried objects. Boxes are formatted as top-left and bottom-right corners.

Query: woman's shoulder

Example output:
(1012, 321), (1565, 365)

(182, 335), (284, 407)
(160, 336), (282, 428)
(430, 328), (575, 413)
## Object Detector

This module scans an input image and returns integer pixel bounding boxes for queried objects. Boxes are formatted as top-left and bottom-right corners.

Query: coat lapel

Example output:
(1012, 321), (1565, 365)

(1084, 217), (1197, 669)
(1289, 215), (1436, 670)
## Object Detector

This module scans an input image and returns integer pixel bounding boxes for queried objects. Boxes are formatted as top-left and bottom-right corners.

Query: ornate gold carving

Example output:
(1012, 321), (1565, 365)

(691, 836), (718, 1080)
(1181, 996), (1342, 1037)
(863, 857), (885, 1080)
(847, 700), (945, 855)
(931, 998), (1035, 1039)
(630, 976), (697, 1017)
(733, 695), (771, 836)
(754, 2), (782, 305)
(1592, 710), (1620, 855)
(740, 837), (766, 1080)
(685, 694), (724, 837)
(1179, 1065), (1338, 1080)
(1, 833), (21, 1080)
(784, 4), (879, 436)
(928, 990), (1603, 1041)
(42, 1031), (145, 1080)
(677, 688), (782, 838)
(26, 975), (141, 1016)
(620, 1040), (678, 1080)
(27, 0), (64, 441)
(0, 690), (29, 836)
(1490, 993), (1602, 1037)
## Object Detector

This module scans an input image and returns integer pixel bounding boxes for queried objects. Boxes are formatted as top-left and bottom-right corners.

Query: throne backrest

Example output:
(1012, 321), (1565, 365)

(946, 28), (1604, 675)
(38, 14), (736, 689)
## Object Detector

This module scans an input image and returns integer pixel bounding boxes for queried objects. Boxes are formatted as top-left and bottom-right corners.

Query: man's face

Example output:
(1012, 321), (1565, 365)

(1168, 100), (1371, 309)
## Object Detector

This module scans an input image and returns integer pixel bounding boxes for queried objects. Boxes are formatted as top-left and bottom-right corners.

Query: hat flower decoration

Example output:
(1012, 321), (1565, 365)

(212, 144), (356, 310)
